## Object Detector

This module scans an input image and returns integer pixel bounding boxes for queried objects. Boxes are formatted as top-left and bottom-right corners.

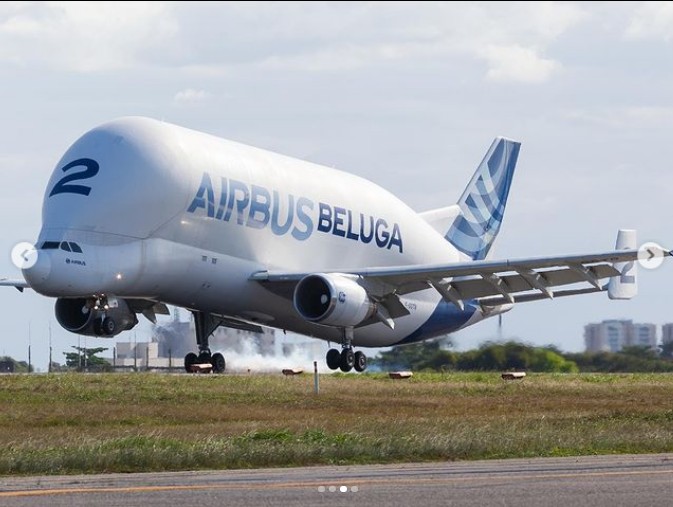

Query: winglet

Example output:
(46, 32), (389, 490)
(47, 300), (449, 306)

(608, 229), (637, 300)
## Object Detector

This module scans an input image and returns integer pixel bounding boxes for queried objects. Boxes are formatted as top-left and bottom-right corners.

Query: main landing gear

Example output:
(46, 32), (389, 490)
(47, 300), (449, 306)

(184, 311), (226, 374)
(325, 327), (367, 373)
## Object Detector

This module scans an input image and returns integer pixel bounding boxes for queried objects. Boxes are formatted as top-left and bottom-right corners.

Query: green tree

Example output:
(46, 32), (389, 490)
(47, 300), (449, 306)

(660, 341), (673, 360)
(565, 350), (673, 373)
(530, 348), (578, 373)
(64, 346), (111, 372)
(620, 345), (657, 359)
(375, 340), (578, 373)
(0, 356), (32, 373)
(416, 349), (457, 371)
(373, 337), (453, 371)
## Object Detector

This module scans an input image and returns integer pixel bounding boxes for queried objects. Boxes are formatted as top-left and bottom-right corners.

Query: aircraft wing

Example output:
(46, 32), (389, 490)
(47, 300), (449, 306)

(0, 278), (30, 292)
(251, 248), (668, 311)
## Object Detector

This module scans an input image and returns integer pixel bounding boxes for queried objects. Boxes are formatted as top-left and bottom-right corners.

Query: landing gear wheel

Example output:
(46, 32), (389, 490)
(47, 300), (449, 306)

(340, 348), (355, 372)
(197, 351), (211, 364)
(354, 351), (367, 372)
(326, 348), (341, 370)
(184, 352), (198, 372)
(211, 353), (226, 373)
(101, 317), (116, 336)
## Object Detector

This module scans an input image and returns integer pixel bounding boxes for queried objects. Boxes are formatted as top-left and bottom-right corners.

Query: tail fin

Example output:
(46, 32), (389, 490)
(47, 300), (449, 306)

(445, 137), (521, 260)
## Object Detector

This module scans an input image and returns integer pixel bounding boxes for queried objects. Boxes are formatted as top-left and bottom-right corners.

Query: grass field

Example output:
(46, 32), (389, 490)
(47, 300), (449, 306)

(1, 371), (673, 475)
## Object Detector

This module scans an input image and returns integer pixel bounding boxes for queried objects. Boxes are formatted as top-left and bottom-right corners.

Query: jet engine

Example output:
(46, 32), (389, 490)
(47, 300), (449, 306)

(293, 273), (376, 327)
(55, 297), (138, 337)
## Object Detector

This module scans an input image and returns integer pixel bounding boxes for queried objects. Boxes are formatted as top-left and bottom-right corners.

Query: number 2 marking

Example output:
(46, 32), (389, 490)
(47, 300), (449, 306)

(49, 158), (100, 197)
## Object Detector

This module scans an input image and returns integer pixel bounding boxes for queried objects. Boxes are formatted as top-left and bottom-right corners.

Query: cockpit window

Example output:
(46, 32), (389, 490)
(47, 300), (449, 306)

(40, 241), (84, 252)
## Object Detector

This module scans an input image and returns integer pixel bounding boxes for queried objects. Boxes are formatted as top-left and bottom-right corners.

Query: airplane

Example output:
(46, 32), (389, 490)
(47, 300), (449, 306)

(1, 116), (668, 373)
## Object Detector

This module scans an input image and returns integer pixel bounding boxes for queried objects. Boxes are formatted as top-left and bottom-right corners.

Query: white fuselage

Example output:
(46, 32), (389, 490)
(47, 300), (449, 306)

(23, 117), (491, 347)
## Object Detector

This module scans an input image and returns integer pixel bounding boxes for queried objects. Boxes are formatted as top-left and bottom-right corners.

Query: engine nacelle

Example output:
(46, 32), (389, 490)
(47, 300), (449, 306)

(55, 297), (138, 337)
(293, 273), (376, 327)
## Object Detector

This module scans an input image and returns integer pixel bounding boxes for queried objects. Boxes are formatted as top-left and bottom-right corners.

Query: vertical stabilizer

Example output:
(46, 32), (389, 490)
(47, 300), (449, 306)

(445, 137), (521, 260)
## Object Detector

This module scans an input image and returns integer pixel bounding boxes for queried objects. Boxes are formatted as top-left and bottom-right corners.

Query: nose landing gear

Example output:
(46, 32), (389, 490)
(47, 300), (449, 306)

(90, 295), (117, 337)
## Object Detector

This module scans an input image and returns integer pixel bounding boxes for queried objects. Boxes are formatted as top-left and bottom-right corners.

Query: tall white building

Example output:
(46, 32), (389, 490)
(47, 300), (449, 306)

(632, 323), (657, 348)
(584, 320), (657, 353)
(662, 324), (673, 346)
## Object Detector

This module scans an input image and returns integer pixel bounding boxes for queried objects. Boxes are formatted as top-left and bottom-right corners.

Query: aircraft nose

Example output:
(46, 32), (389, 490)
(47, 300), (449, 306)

(22, 249), (51, 288)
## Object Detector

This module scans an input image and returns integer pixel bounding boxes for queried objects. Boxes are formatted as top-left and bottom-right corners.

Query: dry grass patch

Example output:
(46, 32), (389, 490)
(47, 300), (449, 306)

(1, 372), (673, 474)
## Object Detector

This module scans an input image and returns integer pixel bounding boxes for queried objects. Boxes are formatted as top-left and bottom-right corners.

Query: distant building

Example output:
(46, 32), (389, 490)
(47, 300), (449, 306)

(584, 320), (657, 353)
(662, 323), (673, 346)
(113, 311), (276, 369)
(153, 317), (276, 357)
(632, 323), (657, 349)
(115, 341), (168, 368)
(584, 323), (607, 353)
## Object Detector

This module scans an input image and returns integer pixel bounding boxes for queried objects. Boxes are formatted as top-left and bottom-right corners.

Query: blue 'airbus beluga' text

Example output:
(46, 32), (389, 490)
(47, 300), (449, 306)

(187, 172), (404, 252)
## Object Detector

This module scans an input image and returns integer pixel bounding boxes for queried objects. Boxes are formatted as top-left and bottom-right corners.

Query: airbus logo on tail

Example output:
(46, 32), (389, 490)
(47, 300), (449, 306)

(187, 172), (403, 252)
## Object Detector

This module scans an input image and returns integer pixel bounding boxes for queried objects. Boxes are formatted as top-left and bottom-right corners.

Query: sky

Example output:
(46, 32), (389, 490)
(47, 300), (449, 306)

(1, 1), (673, 370)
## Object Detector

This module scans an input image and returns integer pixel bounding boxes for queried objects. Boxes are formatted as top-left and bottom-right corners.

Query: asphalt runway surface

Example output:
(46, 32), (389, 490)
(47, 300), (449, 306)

(1, 453), (672, 507)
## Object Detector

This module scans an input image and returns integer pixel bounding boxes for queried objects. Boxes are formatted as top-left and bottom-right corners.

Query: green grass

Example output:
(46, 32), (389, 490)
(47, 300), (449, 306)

(1, 372), (673, 475)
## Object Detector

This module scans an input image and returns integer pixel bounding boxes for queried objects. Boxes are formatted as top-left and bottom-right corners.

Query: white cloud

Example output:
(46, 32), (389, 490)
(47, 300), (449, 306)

(259, 41), (436, 72)
(254, 2), (586, 83)
(564, 106), (673, 129)
(480, 44), (561, 84)
(173, 88), (211, 104)
(0, 2), (178, 71)
(626, 1), (673, 41)
(0, 2), (587, 83)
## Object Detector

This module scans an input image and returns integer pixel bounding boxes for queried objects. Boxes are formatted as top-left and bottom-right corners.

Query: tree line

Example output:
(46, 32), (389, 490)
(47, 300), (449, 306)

(372, 339), (673, 373)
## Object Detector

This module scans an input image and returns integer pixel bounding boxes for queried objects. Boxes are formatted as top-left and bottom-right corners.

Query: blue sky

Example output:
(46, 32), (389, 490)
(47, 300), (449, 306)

(1, 2), (673, 369)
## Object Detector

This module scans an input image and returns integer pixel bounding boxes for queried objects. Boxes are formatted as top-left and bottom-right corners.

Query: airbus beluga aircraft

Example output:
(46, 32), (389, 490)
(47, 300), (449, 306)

(1, 117), (667, 373)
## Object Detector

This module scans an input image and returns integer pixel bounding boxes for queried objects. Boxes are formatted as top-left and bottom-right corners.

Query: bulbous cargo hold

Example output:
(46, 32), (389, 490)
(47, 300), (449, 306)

(12, 114), (652, 377)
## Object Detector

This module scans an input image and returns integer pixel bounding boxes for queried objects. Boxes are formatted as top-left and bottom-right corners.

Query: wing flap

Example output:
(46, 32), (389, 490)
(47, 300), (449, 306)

(434, 264), (619, 301)
(252, 249), (643, 285)
(251, 247), (667, 310)
(479, 286), (605, 307)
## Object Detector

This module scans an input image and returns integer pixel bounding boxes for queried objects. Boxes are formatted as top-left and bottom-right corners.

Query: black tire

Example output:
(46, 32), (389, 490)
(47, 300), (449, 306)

(197, 351), (211, 364)
(184, 352), (198, 372)
(326, 348), (341, 370)
(340, 348), (355, 372)
(211, 353), (226, 373)
(354, 351), (367, 372)
(102, 317), (116, 336)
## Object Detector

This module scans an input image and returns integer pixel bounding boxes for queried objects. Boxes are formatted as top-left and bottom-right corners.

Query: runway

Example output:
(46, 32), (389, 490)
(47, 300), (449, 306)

(1, 453), (672, 507)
